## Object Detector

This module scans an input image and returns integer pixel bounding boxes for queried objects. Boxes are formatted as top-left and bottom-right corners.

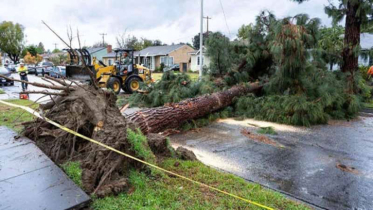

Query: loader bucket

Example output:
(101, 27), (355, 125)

(66, 65), (96, 81)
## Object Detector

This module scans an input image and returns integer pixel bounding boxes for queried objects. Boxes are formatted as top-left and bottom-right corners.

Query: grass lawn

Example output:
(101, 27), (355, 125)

(0, 99), (309, 210)
(363, 100), (373, 108)
(0, 99), (37, 132)
(0, 88), (5, 94)
(152, 72), (199, 81)
(61, 159), (309, 210)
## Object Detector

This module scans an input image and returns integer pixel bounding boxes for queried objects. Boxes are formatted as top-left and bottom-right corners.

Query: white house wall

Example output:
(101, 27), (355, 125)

(190, 55), (211, 72)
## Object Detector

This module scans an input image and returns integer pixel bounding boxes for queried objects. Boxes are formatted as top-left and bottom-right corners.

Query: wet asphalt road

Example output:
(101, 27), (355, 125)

(170, 115), (373, 210)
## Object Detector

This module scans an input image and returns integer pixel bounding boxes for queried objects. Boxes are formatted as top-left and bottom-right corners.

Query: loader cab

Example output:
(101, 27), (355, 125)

(114, 49), (136, 76)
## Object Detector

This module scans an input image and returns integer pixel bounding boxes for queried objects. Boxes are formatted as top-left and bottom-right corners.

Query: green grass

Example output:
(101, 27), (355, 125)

(0, 88), (5, 94)
(152, 72), (199, 81)
(127, 129), (156, 164)
(91, 159), (309, 210)
(61, 161), (83, 188)
(257, 127), (277, 135)
(363, 100), (373, 108)
(0, 99), (37, 132)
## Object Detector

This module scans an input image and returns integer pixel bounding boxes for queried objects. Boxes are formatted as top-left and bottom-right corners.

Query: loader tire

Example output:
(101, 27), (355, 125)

(107, 77), (121, 95)
(126, 77), (141, 94)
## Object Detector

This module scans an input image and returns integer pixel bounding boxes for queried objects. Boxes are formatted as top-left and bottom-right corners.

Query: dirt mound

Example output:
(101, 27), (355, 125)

(176, 147), (198, 161)
(147, 133), (175, 158)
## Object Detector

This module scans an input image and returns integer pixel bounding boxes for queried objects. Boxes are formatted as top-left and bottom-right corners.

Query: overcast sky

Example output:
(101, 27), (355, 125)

(0, 0), (335, 51)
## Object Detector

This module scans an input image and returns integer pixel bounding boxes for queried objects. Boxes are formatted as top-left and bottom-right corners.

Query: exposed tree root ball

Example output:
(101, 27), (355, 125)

(24, 85), (138, 197)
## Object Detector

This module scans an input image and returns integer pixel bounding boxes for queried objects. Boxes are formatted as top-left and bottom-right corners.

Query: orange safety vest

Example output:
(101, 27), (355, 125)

(367, 66), (373, 76)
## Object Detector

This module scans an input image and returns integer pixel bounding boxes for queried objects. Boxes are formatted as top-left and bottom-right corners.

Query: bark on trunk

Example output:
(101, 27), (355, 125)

(127, 83), (263, 134)
(342, 0), (361, 93)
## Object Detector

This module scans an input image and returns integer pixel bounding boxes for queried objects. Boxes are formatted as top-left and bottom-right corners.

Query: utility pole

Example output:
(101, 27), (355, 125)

(99, 33), (107, 46)
(53, 43), (58, 50)
(203, 16), (211, 35)
(199, 0), (203, 79)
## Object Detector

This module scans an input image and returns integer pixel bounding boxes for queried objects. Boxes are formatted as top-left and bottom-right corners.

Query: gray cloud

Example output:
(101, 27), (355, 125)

(0, 0), (333, 50)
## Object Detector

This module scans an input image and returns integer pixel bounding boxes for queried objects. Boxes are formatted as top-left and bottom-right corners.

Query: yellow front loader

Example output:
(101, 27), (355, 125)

(65, 48), (152, 94)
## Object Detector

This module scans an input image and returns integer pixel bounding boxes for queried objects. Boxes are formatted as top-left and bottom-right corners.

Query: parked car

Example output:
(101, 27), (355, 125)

(5, 64), (17, 73)
(0, 67), (14, 86)
(36, 62), (54, 76)
(164, 64), (180, 72)
(26, 64), (37, 74)
(49, 66), (66, 78)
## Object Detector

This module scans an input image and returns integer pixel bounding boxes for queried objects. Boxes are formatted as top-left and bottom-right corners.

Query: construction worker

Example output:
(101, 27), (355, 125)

(17, 62), (28, 91)
(121, 52), (132, 74)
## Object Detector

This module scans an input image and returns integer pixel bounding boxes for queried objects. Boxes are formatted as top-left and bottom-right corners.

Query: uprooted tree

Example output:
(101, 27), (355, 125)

(0, 73), (262, 197)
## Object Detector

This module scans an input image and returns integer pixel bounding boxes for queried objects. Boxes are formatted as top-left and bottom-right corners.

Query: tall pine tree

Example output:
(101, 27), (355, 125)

(294, 0), (373, 92)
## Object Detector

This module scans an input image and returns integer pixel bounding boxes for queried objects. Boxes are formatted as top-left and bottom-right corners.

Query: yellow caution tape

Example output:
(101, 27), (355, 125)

(0, 100), (274, 210)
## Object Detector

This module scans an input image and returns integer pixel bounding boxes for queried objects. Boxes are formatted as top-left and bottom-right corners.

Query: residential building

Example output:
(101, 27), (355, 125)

(359, 33), (373, 66)
(87, 45), (112, 62)
(136, 44), (194, 71)
(189, 47), (210, 72)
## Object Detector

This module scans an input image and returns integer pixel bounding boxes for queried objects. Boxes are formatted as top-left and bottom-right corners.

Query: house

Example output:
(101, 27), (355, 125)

(136, 44), (194, 71)
(359, 33), (373, 66)
(87, 45), (112, 62)
(189, 47), (211, 72)
(102, 44), (195, 71)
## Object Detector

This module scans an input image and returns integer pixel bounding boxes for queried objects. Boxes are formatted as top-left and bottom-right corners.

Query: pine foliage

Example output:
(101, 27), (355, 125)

(128, 71), (219, 107)
(234, 14), (362, 126)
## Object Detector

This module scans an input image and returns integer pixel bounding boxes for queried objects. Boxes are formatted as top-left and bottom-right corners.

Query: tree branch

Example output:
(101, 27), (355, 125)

(0, 75), (73, 91)
(20, 91), (67, 96)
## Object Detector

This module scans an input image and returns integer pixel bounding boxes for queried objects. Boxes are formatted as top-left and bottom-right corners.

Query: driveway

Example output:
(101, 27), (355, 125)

(170, 115), (373, 210)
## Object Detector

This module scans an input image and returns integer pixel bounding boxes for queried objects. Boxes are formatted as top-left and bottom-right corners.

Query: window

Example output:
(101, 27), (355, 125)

(108, 59), (113, 65)
(160, 56), (174, 67)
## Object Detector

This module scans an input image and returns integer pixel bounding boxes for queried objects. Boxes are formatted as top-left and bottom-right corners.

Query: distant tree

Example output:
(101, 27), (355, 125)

(192, 32), (211, 49)
(67, 25), (73, 48)
(49, 53), (69, 65)
(237, 24), (253, 40)
(25, 45), (38, 56)
(126, 36), (140, 50)
(24, 51), (42, 64)
(153, 40), (163, 46)
(0, 21), (25, 62)
(52, 49), (61, 53)
(142, 38), (153, 49)
(92, 42), (108, 48)
(205, 32), (232, 76)
(318, 25), (344, 70)
(37, 42), (45, 54)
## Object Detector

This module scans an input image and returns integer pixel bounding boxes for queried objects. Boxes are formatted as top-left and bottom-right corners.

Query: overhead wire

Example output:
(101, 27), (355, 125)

(219, 0), (231, 37)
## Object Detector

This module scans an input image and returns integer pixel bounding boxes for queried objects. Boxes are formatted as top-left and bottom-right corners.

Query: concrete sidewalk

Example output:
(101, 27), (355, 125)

(0, 126), (90, 210)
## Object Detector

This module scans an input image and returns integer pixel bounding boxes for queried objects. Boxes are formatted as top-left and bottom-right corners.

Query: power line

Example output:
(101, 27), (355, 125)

(219, 0), (231, 36)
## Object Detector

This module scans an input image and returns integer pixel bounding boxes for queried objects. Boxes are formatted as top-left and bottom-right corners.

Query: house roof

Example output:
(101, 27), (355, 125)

(103, 52), (116, 58)
(360, 33), (373, 50)
(137, 44), (186, 56)
(86, 47), (106, 54)
(189, 46), (206, 55)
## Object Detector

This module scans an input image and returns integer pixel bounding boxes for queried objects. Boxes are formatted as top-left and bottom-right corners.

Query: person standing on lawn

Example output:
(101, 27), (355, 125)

(17, 62), (28, 91)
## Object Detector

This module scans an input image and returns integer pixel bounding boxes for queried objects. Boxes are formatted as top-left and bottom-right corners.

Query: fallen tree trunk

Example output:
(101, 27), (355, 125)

(2, 74), (261, 197)
(127, 83), (263, 134)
